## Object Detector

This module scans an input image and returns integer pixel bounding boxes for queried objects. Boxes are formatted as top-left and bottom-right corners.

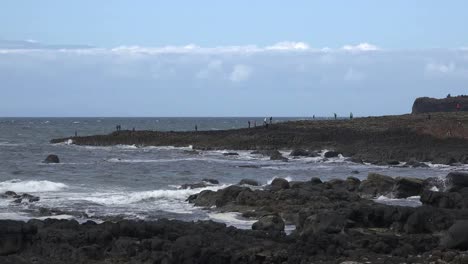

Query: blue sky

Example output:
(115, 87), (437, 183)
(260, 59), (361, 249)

(1, 1), (468, 116)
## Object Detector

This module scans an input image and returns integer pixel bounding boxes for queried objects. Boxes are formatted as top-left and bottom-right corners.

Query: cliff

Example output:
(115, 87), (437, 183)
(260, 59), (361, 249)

(412, 96), (468, 114)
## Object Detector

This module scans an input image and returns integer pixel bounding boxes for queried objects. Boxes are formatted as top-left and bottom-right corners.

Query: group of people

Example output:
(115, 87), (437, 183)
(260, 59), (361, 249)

(115, 124), (122, 131)
(248, 117), (272, 128)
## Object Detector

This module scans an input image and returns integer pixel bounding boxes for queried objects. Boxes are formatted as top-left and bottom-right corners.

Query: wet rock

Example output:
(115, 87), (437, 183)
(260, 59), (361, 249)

(43, 154), (59, 164)
(202, 178), (219, 184)
(386, 160), (400, 165)
(310, 177), (323, 185)
(446, 172), (468, 190)
(393, 177), (423, 198)
(223, 152), (239, 156)
(270, 178), (290, 191)
(237, 165), (261, 169)
(404, 206), (454, 234)
(324, 151), (340, 158)
(301, 212), (347, 235)
(270, 152), (288, 162)
(420, 190), (463, 209)
(440, 220), (468, 250)
(238, 179), (259, 186)
(351, 170), (360, 174)
(406, 159), (430, 168)
(422, 177), (446, 192)
(252, 214), (285, 232)
(251, 150), (279, 156)
(290, 149), (314, 157)
(358, 173), (396, 198)
(180, 182), (207, 189)
(345, 177), (361, 192)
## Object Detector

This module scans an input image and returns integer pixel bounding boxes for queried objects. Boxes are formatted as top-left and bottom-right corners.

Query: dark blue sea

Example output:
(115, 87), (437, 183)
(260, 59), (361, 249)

(0, 117), (462, 228)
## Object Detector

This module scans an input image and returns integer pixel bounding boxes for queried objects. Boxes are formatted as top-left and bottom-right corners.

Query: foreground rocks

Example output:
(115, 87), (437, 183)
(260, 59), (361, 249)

(4, 173), (468, 263)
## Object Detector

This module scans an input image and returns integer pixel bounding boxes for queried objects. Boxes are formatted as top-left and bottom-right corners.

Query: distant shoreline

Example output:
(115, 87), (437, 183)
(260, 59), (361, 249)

(51, 112), (468, 165)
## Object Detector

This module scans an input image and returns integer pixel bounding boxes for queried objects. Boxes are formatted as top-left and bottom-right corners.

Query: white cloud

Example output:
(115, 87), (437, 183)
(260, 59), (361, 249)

(425, 62), (456, 74)
(344, 68), (365, 81)
(265, 41), (310, 51)
(229, 64), (253, 82)
(195, 60), (223, 79)
(342, 43), (380, 52)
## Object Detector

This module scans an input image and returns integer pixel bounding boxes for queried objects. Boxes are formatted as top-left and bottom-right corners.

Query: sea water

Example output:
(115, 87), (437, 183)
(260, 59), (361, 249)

(0, 117), (464, 228)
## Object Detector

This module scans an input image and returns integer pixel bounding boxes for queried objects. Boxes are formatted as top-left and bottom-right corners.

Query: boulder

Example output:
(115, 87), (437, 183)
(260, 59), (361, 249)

(270, 178), (290, 191)
(324, 151), (340, 158)
(252, 214), (285, 232)
(406, 159), (429, 168)
(358, 173), (396, 198)
(290, 149), (312, 157)
(440, 220), (468, 250)
(420, 190), (463, 209)
(202, 178), (219, 184)
(180, 183), (207, 189)
(404, 206), (454, 234)
(238, 179), (259, 186)
(310, 177), (323, 185)
(223, 152), (239, 156)
(301, 212), (347, 235)
(393, 177), (423, 198)
(446, 172), (468, 190)
(386, 160), (400, 166)
(270, 152), (288, 162)
(44, 154), (59, 164)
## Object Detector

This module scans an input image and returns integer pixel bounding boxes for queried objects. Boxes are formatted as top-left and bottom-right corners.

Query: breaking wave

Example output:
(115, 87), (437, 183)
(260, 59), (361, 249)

(0, 179), (69, 193)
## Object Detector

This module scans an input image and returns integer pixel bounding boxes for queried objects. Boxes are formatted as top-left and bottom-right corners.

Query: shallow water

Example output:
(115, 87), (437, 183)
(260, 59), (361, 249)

(0, 117), (466, 228)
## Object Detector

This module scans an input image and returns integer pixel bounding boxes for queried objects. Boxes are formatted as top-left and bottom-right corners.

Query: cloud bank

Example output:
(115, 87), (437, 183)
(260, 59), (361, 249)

(1, 40), (467, 117)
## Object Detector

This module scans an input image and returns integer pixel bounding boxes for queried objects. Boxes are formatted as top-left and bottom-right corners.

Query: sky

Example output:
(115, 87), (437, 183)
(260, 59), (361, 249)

(1, 0), (468, 117)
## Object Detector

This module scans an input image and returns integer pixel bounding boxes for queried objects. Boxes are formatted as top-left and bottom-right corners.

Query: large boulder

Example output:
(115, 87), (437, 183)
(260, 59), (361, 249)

(446, 172), (468, 190)
(440, 220), (468, 250)
(270, 152), (288, 162)
(270, 178), (290, 191)
(420, 190), (463, 209)
(202, 178), (219, 184)
(358, 173), (396, 198)
(324, 151), (340, 158)
(301, 212), (347, 235)
(0, 220), (36, 256)
(44, 154), (60, 164)
(290, 149), (318, 157)
(180, 182), (207, 189)
(238, 179), (259, 186)
(393, 177), (423, 198)
(252, 214), (285, 232)
(404, 206), (454, 234)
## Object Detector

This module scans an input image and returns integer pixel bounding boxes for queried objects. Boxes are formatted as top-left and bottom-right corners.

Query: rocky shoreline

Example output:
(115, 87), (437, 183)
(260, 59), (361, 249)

(3, 172), (468, 263)
(51, 112), (468, 165)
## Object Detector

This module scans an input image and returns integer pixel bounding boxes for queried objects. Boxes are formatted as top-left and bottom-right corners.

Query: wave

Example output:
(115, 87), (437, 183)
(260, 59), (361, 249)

(374, 195), (422, 207)
(0, 179), (68, 193)
(79, 184), (229, 206)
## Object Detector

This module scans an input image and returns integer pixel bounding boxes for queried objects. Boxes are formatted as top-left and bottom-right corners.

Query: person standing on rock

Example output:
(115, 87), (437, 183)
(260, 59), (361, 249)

(248, 120), (251, 128)
(269, 117), (272, 124)
(334, 113), (337, 120)
(350, 112), (353, 119)
(195, 125), (198, 132)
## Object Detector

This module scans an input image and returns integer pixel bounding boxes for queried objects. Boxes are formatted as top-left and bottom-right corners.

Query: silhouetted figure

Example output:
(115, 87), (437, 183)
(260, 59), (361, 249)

(195, 125), (198, 132)
(269, 117), (272, 124)
(350, 112), (353, 119)
(313, 115), (315, 120)
(334, 113), (337, 120)
(74, 130), (77, 137)
(248, 121), (251, 128)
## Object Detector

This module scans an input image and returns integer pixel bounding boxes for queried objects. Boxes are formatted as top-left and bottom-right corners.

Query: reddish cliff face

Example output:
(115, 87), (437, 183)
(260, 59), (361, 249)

(412, 96), (468, 114)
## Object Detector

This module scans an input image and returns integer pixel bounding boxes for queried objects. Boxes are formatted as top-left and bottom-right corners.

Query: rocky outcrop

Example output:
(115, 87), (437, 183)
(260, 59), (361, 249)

(238, 179), (259, 186)
(43, 154), (59, 164)
(412, 96), (468, 114)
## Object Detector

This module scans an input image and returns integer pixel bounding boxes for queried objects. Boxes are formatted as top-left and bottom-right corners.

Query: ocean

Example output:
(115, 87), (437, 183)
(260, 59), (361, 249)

(0, 117), (462, 228)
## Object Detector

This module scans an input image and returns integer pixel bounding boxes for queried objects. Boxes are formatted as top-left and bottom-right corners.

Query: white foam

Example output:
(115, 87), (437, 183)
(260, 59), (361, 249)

(78, 184), (229, 206)
(208, 212), (256, 229)
(0, 179), (68, 193)
(374, 195), (422, 207)
(430, 186), (439, 192)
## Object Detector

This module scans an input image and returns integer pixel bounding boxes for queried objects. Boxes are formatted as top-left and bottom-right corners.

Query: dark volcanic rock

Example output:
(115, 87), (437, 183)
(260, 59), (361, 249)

(180, 182), (207, 189)
(202, 178), (219, 184)
(43, 154), (59, 164)
(223, 152), (239, 156)
(290, 149), (317, 157)
(412, 96), (468, 114)
(270, 151), (288, 162)
(238, 179), (259, 186)
(393, 177), (423, 198)
(446, 172), (468, 190)
(252, 214), (285, 232)
(406, 159), (430, 168)
(324, 151), (340, 158)
(270, 178), (290, 191)
(421, 190), (463, 209)
(440, 220), (468, 250)
(358, 173), (396, 198)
